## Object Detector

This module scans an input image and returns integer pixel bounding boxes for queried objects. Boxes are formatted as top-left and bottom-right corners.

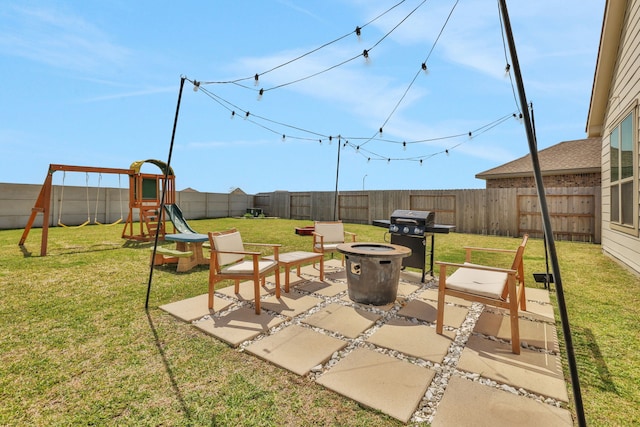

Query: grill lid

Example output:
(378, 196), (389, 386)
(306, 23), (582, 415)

(389, 210), (435, 236)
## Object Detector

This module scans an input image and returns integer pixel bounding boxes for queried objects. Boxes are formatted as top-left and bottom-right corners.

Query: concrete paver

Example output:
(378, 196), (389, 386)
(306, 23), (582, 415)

(302, 303), (381, 338)
(193, 307), (285, 347)
(317, 347), (436, 423)
(475, 311), (559, 352)
(244, 324), (347, 375)
(159, 293), (232, 322)
(417, 288), (473, 306)
(458, 335), (569, 402)
(398, 298), (468, 328)
(296, 278), (347, 296)
(260, 292), (323, 317)
(431, 376), (573, 426)
(216, 277), (279, 301)
(366, 317), (456, 363)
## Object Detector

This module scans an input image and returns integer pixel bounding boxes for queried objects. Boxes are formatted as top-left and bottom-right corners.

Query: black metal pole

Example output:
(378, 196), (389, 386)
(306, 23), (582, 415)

(145, 76), (186, 309)
(498, 1), (586, 425)
(333, 136), (341, 221)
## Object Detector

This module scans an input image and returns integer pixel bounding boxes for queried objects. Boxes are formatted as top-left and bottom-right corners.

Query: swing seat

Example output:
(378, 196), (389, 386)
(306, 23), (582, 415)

(58, 219), (90, 228)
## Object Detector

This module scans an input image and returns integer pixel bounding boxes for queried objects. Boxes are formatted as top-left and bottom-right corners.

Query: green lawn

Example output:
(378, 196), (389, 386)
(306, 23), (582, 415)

(1, 218), (638, 426)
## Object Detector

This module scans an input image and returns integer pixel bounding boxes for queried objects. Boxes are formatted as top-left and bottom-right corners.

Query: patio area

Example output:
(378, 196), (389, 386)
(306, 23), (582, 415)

(160, 259), (573, 425)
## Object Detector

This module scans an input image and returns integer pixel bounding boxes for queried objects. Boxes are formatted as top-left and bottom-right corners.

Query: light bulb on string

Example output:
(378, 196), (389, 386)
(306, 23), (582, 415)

(387, 158), (391, 164)
(230, 111), (236, 119)
(254, 73), (259, 86)
(319, 139), (322, 145)
(367, 157), (371, 163)
(193, 80), (200, 92)
(244, 111), (250, 120)
(363, 49), (370, 64)
(421, 62), (428, 74)
(379, 127), (383, 136)
(355, 26), (361, 40)
(468, 131), (472, 138)
(419, 159), (423, 166)
(445, 149), (449, 156)
(504, 63), (511, 77)
(402, 141), (406, 151)
(328, 136), (332, 145)
(282, 134), (286, 142)
(257, 88), (264, 101)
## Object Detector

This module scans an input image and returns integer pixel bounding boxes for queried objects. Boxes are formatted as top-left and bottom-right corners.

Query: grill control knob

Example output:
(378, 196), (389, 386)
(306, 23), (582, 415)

(403, 226), (409, 234)
(415, 227), (424, 235)
(389, 225), (398, 233)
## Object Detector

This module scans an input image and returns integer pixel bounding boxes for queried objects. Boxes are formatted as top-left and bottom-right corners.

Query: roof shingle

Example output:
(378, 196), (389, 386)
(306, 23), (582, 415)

(475, 138), (601, 179)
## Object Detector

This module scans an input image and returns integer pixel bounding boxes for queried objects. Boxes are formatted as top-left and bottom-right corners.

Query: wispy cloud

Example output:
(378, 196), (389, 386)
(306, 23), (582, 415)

(0, 5), (131, 72)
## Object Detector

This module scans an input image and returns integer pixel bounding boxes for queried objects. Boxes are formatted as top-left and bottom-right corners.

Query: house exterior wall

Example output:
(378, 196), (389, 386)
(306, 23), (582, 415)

(485, 173), (601, 189)
(600, 0), (640, 274)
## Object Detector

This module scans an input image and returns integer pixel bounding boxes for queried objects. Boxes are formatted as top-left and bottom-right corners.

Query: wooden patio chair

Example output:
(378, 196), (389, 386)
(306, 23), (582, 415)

(435, 234), (528, 354)
(208, 228), (281, 314)
(312, 220), (356, 265)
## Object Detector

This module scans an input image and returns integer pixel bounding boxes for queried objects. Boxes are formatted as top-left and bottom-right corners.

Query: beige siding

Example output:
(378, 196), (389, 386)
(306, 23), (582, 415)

(600, 0), (640, 273)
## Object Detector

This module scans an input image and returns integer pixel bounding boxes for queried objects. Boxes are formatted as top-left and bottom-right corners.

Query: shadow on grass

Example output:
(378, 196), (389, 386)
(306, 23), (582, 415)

(145, 309), (192, 423)
(572, 325), (618, 394)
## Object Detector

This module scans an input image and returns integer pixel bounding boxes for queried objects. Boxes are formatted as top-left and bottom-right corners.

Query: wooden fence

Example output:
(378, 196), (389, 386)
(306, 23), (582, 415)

(254, 187), (601, 243)
(2, 183), (601, 243)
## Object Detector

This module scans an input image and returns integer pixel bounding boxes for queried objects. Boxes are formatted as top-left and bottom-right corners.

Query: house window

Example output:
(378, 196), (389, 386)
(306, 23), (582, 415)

(609, 109), (637, 231)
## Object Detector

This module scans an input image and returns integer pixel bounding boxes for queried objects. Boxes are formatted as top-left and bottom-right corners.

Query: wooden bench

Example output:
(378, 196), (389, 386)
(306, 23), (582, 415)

(151, 247), (196, 272)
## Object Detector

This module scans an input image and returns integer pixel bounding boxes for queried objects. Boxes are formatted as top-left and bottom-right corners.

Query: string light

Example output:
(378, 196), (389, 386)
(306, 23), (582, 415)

(402, 141), (406, 151)
(445, 149), (449, 156)
(419, 159), (423, 166)
(254, 74), (259, 86)
(230, 110), (235, 119)
(379, 127), (383, 136)
(258, 88), (264, 100)
(468, 131), (472, 138)
(245, 111), (250, 119)
(355, 26), (361, 38)
(193, 80), (200, 92)
(505, 63), (511, 74)
(282, 134), (286, 142)
(363, 49), (369, 59)
(421, 62), (427, 73)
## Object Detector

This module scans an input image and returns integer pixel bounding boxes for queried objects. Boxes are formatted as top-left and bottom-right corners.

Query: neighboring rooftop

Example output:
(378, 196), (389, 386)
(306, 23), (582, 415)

(475, 138), (601, 180)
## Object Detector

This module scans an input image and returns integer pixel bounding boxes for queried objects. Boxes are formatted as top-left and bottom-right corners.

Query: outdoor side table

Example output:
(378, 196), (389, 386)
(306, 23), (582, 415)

(264, 251), (324, 292)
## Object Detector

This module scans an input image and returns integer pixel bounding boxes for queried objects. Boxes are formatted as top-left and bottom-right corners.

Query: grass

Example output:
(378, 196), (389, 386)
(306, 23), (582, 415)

(1, 218), (639, 426)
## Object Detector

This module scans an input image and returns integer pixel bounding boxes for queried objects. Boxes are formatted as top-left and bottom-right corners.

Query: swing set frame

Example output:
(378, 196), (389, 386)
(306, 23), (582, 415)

(19, 162), (176, 256)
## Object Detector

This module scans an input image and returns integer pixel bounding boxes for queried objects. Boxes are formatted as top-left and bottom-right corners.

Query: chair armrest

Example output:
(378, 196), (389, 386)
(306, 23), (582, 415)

(244, 242), (282, 248)
(435, 261), (516, 274)
(345, 231), (356, 242)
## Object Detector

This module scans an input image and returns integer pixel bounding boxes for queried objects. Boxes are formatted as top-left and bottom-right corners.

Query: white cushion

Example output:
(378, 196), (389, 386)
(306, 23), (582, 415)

(314, 243), (340, 251)
(314, 222), (345, 243)
(212, 231), (245, 266)
(446, 264), (508, 300)
(221, 260), (277, 275)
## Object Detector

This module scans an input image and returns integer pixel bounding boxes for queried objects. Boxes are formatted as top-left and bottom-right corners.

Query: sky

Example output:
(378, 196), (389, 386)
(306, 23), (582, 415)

(1, 0), (605, 194)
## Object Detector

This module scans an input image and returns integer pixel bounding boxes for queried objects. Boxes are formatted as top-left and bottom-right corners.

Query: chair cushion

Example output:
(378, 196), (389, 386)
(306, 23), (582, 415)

(314, 243), (340, 251)
(445, 264), (508, 299)
(212, 231), (245, 266)
(221, 260), (278, 275)
(314, 222), (345, 243)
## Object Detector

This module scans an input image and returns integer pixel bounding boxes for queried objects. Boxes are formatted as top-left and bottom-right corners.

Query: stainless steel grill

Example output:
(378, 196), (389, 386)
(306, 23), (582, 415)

(374, 209), (453, 282)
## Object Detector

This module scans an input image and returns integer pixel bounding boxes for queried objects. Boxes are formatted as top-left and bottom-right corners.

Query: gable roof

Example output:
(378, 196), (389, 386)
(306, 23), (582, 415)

(475, 138), (601, 180)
